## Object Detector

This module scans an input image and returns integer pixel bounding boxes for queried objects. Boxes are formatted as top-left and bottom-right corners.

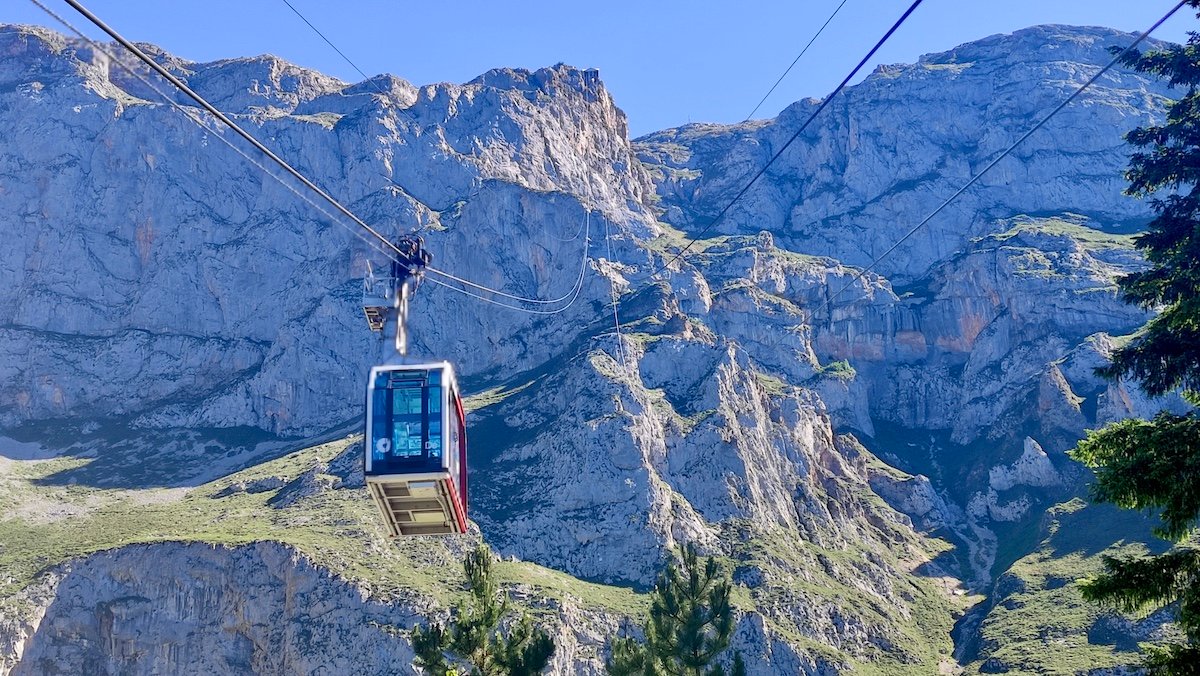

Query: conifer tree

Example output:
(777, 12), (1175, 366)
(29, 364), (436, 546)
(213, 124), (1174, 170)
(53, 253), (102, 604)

(412, 544), (555, 675)
(1068, 5), (1200, 671)
(606, 545), (745, 676)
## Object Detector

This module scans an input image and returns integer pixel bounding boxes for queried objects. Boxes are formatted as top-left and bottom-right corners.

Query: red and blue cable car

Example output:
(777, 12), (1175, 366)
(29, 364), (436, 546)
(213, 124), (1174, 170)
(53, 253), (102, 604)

(364, 361), (468, 536)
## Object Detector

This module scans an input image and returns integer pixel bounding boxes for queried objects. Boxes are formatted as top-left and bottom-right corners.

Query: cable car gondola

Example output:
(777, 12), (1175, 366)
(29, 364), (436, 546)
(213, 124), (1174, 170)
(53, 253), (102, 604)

(365, 361), (468, 535)
(362, 237), (469, 536)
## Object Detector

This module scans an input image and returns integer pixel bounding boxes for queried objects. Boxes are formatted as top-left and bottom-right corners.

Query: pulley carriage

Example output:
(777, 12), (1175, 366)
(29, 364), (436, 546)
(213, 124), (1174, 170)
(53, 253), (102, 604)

(361, 236), (469, 536)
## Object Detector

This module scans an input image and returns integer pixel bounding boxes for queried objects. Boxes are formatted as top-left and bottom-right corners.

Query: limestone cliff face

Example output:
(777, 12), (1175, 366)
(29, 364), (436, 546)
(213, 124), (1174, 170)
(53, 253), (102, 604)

(0, 21), (1189, 675)
(637, 26), (1174, 282)
(0, 24), (656, 436)
(1, 541), (639, 676)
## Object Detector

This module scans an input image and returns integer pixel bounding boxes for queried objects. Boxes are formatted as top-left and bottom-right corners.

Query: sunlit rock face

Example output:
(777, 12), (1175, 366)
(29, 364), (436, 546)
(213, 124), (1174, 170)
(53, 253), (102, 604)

(0, 21), (1189, 675)
(638, 25), (1172, 282)
(2, 542), (634, 676)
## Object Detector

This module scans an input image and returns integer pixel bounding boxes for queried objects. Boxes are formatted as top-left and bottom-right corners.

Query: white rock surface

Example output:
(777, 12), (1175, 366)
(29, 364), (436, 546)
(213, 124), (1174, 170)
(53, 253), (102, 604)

(989, 437), (1061, 492)
(0, 21), (1193, 675)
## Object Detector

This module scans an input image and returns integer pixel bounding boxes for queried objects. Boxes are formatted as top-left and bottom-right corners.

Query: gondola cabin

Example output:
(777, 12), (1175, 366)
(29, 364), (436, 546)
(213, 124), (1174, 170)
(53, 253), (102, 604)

(364, 362), (468, 536)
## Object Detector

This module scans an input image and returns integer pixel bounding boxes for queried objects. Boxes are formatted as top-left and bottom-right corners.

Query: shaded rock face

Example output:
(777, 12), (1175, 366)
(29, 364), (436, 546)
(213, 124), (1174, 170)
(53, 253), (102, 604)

(9, 543), (424, 676)
(816, 215), (1157, 446)
(0, 21), (1191, 675)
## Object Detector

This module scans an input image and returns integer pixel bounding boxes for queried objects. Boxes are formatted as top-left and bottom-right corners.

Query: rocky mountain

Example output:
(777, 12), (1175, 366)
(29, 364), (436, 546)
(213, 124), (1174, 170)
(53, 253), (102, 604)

(0, 21), (1190, 675)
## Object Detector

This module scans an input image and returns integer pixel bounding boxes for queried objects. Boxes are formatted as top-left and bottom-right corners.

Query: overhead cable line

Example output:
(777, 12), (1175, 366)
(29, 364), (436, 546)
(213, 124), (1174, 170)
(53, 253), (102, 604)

(276, 0), (597, 308)
(646, 0), (923, 279)
(277, 0), (436, 137)
(427, 237), (588, 305)
(278, 0), (387, 96)
(56, 0), (409, 262)
(29, 0), (407, 272)
(425, 210), (592, 307)
(825, 0), (1188, 312)
(745, 0), (851, 121)
(602, 209), (630, 370)
(425, 270), (587, 315)
(57, 0), (588, 311)
(278, 1), (480, 227)
(275, 0), (594, 310)
(556, 209), (588, 242)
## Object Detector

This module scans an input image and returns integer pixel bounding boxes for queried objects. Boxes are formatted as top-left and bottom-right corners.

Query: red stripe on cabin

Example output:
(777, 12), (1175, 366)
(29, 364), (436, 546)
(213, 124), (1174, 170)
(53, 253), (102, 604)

(443, 476), (468, 534)
(454, 392), (468, 513)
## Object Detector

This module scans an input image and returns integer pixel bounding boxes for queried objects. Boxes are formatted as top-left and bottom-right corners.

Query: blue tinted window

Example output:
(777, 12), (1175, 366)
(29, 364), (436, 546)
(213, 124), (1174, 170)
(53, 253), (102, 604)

(390, 385), (422, 458)
(366, 369), (446, 475)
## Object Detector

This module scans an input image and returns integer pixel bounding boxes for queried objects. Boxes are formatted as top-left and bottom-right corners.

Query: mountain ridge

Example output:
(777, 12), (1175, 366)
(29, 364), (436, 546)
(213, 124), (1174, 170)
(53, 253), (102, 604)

(0, 21), (1188, 674)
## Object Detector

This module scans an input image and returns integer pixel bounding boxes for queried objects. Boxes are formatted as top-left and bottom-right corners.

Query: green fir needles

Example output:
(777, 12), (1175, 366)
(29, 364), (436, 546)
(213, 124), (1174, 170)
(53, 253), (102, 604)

(1068, 4), (1200, 672)
(412, 545), (555, 676)
(607, 545), (745, 676)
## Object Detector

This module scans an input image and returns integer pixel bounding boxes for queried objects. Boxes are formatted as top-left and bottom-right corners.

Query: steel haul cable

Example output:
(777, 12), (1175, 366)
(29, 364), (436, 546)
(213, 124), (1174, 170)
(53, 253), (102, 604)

(601, 210), (629, 370)
(825, 0), (1189, 313)
(425, 270), (587, 315)
(646, 0), (924, 279)
(55, 0), (407, 261)
(279, 0), (385, 96)
(28, 0), (408, 273)
(276, 0), (595, 307)
(425, 209), (592, 315)
(745, 0), (852, 121)
(53, 0), (589, 311)
(277, 0), (432, 138)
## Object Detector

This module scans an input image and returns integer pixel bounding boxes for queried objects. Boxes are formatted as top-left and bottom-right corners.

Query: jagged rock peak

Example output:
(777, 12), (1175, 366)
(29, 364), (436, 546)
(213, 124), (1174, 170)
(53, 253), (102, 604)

(918, 24), (1164, 66)
(1, 23), (626, 129)
(470, 63), (604, 96)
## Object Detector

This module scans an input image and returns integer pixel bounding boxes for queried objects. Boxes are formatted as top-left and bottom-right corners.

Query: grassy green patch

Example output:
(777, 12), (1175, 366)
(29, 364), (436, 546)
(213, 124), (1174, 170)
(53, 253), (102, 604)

(645, 221), (730, 255)
(963, 499), (1176, 674)
(817, 359), (856, 381)
(983, 216), (1136, 252)
(753, 372), (789, 396)
(0, 437), (648, 622)
(463, 379), (537, 413)
(291, 112), (343, 129)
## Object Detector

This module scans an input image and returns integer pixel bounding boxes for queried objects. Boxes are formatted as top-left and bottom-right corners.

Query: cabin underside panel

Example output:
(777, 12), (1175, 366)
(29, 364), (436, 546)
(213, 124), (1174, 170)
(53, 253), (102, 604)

(367, 472), (467, 536)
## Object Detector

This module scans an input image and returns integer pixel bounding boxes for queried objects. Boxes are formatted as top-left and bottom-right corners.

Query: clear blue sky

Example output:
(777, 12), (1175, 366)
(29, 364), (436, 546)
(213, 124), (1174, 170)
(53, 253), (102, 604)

(5, 1), (1194, 137)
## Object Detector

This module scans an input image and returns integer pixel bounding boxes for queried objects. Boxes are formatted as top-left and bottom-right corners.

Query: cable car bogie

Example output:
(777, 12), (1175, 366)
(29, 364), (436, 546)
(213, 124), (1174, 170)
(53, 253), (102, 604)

(361, 237), (469, 537)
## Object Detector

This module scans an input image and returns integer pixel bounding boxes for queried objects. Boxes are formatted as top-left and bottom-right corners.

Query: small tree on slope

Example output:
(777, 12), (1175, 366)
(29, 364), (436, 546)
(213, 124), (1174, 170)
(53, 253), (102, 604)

(412, 544), (555, 675)
(1068, 5), (1200, 672)
(606, 545), (746, 676)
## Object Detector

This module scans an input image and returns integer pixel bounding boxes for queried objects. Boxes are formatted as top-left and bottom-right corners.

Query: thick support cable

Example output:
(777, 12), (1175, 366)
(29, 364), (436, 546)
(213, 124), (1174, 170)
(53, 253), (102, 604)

(647, 0), (924, 279)
(55, 0), (587, 313)
(60, 0), (405, 259)
(29, 0), (413, 281)
(825, 0), (1189, 314)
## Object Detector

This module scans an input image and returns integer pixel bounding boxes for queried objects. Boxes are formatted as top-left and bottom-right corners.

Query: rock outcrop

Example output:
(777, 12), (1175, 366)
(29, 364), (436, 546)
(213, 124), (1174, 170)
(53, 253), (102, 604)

(0, 21), (1190, 675)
